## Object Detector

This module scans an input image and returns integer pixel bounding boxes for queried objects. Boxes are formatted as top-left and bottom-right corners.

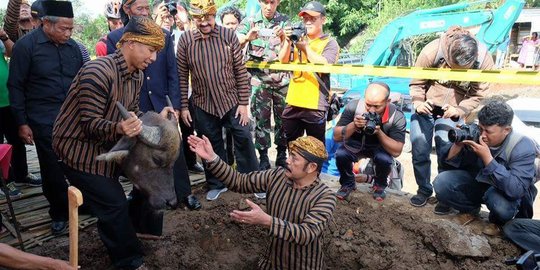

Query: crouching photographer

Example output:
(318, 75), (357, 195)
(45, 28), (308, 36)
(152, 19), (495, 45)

(333, 82), (406, 201)
(433, 100), (538, 236)
(278, 1), (339, 144)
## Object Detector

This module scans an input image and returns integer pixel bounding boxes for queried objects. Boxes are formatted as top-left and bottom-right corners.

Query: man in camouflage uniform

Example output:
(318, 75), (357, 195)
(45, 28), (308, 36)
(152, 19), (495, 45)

(238, 0), (289, 170)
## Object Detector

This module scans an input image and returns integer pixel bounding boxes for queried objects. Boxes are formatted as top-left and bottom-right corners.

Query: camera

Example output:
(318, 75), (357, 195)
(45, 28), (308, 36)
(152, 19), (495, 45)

(289, 23), (306, 42)
(431, 104), (460, 122)
(164, 1), (177, 16)
(362, 112), (382, 135)
(448, 123), (481, 143)
(431, 105), (445, 119)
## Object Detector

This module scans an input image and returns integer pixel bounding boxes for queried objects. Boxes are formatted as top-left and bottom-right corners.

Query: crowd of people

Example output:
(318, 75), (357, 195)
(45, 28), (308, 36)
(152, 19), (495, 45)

(0, 0), (538, 269)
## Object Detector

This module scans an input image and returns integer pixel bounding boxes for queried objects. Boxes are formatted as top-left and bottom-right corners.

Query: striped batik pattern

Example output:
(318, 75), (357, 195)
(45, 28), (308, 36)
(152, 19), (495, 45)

(3, 0), (30, 42)
(53, 50), (142, 178)
(176, 25), (250, 118)
(207, 159), (337, 270)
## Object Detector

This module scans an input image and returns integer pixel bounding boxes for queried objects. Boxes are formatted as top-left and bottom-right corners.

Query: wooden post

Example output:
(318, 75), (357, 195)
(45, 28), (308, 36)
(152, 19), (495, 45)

(68, 186), (83, 268)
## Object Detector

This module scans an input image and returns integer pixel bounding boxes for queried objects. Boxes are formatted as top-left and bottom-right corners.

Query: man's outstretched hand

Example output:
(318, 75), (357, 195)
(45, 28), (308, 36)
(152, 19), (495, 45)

(187, 135), (217, 162)
(230, 199), (272, 228)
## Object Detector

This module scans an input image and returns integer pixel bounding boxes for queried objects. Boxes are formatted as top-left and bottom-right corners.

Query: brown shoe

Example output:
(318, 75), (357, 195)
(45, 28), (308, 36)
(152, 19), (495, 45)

(482, 223), (502, 236)
(455, 213), (477, 226)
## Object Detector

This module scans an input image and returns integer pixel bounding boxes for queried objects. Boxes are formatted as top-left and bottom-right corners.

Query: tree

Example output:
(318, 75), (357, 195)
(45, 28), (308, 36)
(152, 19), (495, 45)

(72, 14), (108, 57)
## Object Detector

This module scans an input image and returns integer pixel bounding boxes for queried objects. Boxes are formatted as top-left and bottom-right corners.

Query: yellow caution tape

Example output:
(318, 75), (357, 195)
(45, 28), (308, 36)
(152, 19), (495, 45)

(245, 61), (540, 85)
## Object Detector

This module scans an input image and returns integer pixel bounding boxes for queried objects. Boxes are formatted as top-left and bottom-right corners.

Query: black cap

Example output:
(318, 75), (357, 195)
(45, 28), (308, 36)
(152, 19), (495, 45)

(31, 0), (44, 18)
(41, 0), (74, 18)
(298, 1), (326, 17)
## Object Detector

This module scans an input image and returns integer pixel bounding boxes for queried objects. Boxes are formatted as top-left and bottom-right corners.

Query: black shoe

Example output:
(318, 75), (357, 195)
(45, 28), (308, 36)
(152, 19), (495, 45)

(51, 221), (67, 235)
(258, 149), (271, 170)
(275, 146), (287, 167)
(189, 163), (205, 174)
(434, 203), (451, 215)
(183, 195), (202, 210)
(14, 174), (42, 187)
(409, 193), (429, 207)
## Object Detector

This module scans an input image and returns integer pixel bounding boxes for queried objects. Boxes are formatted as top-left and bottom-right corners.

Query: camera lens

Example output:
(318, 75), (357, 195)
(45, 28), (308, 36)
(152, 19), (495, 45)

(448, 129), (466, 143)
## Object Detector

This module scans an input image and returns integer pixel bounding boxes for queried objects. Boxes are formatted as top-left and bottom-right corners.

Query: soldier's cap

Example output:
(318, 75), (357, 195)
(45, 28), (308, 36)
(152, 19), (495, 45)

(189, 0), (217, 16)
(298, 1), (326, 17)
(41, 0), (74, 18)
(31, 0), (44, 18)
(117, 16), (165, 51)
(288, 136), (328, 168)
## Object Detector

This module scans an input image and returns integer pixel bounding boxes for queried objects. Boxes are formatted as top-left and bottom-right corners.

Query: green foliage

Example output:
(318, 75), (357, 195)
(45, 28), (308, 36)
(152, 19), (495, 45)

(525, 0), (540, 7)
(72, 14), (109, 57)
(347, 0), (463, 55)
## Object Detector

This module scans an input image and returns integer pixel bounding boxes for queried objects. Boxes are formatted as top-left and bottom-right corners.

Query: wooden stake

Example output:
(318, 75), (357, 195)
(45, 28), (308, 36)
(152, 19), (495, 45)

(68, 186), (83, 268)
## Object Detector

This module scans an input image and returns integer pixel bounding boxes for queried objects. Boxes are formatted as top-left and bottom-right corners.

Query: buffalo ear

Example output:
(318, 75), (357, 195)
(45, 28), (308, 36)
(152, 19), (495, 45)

(95, 137), (135, 164)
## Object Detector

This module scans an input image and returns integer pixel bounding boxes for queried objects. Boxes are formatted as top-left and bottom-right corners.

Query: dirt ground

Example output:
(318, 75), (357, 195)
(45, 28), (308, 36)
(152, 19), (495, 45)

(31, 186), (522, 270)
(30, 84), (539, 269)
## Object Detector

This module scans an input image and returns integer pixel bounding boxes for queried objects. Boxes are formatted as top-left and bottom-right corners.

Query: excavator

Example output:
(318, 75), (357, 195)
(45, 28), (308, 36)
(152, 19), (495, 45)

(323, 0), (525, 175)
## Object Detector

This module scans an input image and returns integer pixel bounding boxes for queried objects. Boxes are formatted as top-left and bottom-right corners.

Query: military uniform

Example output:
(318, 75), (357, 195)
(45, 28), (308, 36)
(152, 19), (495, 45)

(238, 11), (290, 167)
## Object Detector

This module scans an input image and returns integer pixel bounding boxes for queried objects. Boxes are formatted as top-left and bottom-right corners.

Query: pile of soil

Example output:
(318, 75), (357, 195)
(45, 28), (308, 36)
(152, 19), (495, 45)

(32, 184), (522, 270)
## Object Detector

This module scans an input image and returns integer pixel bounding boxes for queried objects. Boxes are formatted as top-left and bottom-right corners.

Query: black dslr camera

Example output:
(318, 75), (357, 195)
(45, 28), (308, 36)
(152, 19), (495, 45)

(448, 123), (481, 143)
(164, 0), (177, 16)
(289, 23), (306, 42)
(362, 112), (382, 135)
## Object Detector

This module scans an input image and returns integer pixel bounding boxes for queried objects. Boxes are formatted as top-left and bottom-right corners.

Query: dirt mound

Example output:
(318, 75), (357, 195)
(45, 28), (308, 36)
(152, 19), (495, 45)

(31, 185), (521, 269)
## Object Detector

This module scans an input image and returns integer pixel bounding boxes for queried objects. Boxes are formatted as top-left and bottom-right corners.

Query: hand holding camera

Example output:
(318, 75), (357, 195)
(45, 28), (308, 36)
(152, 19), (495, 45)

(354, 112), (381, 135)
(415, 100), (434, 115)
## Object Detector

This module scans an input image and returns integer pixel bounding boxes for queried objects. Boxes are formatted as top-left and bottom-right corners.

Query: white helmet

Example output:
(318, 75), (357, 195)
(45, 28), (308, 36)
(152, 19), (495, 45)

(104, 0), (122, 19)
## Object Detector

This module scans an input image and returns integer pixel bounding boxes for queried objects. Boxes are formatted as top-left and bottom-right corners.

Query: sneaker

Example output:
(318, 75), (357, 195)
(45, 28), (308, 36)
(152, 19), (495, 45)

(206, 187), (228, 201)
(0, 182), (22, 200)
(482, 223), (502, 236)
(434, 202), (451, 215)
(14, 174), (42, 187)
(372, 186), (386, 202)
(409, 193), (429, 207)
(336, 185), (356, 200)
(254, 192), (266, 199)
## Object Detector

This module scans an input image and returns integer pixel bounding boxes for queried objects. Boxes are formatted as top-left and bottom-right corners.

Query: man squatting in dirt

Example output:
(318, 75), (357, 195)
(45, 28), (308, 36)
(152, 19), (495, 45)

(433, 100), (537, 236)
(188, 135), (337, 270)
(333, 82), (406, 201)
(53, 16), (171, 270)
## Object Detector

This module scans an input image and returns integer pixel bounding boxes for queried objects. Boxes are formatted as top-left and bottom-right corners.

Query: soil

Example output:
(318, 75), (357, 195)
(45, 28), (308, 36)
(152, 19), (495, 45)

(31, 184), (522, 270)
(30, 83), (538, 269)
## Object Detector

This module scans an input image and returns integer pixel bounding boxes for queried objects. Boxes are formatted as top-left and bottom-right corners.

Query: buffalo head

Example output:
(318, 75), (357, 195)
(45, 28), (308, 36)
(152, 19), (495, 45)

(97, 102), (180, 210)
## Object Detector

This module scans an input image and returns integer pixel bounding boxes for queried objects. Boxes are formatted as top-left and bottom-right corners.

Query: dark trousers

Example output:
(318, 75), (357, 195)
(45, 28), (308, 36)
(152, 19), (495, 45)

(31, 124), (68, 221)
(194, 106), (258, 190)
(433, 170), (521, 225)
(180, 118), (197, 168)
(0, 106), (28, 182)
(62, 164), (143, 270)
(282, 116), (325, 144)
(174, 144), (192, 200)
(503, 219), (540, 253)
(335, 143), (393, 189)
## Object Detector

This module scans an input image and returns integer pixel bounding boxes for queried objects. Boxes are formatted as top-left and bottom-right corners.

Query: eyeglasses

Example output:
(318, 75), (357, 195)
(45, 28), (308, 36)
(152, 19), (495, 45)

(192, 14), (215, 22)
(301, 15), (321, 23)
